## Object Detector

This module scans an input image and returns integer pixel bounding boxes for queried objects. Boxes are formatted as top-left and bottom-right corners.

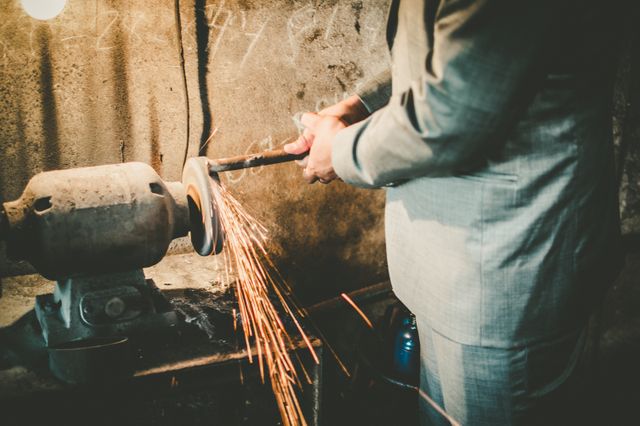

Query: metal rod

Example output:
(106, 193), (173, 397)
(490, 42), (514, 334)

(207, 149), (307, 174)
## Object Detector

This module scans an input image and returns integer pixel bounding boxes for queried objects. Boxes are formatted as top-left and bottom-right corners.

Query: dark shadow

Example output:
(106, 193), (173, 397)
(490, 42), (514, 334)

(615, 8), (640, 191)
(616, 30), (640, 191)
(14, 105), (29, 190)
(38, 26), (60, 171)
(268, 184), (388, 306)
(111, 17), (133, 162)
(0, 310), (47, 373)
(194, 0), (213, 155)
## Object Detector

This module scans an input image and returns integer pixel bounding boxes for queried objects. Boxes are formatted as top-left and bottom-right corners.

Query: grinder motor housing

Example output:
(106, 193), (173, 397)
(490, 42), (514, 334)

(2, 162), (191, 280)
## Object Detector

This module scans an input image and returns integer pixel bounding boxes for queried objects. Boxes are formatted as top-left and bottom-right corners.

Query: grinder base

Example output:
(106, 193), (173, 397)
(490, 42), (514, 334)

(34, 270), (179, 383)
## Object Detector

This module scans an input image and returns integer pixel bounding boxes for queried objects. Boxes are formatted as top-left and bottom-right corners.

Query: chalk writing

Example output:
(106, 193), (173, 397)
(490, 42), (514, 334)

(186, 1), (271, 82)
(225, 134), (280, 184)
(0, 1), (177, 68)
(96, 10), (118, 51)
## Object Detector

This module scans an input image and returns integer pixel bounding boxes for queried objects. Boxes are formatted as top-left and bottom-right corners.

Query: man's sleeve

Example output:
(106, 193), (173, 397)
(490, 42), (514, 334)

(356, 69), (392, 114)
(332, 0), (554, 188)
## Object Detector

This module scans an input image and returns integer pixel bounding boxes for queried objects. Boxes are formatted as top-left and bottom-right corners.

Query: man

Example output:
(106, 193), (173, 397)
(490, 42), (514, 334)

(285, 0), (624, 424)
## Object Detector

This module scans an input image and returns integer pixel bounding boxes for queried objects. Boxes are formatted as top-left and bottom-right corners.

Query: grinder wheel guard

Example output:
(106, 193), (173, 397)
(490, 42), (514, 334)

(183, 157), (225, 256)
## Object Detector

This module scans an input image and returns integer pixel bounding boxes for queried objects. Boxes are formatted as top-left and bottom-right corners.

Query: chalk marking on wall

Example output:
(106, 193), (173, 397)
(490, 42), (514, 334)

(60, 35), (87, 42)
(192, 2), (271, 82)
(286, 4), (316, 62)
(291, 91), (350, 130)
(206, 2), (232, 61)
(312, 92), (350, 113)
(363, 18), (385, 44)
(324, 4), (339, 40)
(121, 11), (145, 44)
(224, 134), (291, 184)
(27, 21), (37, 57)
(238, 18), (269, 70)
(96, 10), (119, 51)
(239, 10), (247, 31)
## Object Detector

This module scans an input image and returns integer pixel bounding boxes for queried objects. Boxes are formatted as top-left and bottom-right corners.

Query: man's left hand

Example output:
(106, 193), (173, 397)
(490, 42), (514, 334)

(284, 112), (346, 184)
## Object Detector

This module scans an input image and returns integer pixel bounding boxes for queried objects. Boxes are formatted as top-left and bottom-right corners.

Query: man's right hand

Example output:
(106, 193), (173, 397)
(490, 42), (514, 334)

(284, 95), (370, 157)
(317, 94), (371, 126)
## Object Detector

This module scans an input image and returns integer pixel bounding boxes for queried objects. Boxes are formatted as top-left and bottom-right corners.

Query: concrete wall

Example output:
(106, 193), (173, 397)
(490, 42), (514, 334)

(0, 0), (390, 301)
(1, 0), (639, 305)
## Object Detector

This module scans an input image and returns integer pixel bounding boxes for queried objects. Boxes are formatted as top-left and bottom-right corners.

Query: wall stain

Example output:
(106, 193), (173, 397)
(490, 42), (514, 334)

(268, 182), (387, 305)
(351, 0), (363, 34)
(296, 83), (306, 99)
(38, 26), (60, 171)
(328, 61), (363, 92)
(110, 17), (133, 163)
(14, 106), (29, 189)
(149, 95), (162, 174)
(195, 0), (213, 155)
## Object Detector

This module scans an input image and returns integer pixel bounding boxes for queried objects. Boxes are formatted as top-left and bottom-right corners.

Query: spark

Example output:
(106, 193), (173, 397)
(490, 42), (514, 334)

(199, 127), (219, 155)
(232, 308), (237, 330)
(340, 292), (373, 329)
(415, 386), (461, 426)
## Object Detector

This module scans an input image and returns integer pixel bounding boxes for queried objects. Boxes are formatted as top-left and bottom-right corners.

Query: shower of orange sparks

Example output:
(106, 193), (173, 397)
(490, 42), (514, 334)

(209, 177), (318, 426)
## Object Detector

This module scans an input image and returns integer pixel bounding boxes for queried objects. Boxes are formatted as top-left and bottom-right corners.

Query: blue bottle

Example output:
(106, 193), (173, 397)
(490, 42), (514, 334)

(392, 314), (420, 384)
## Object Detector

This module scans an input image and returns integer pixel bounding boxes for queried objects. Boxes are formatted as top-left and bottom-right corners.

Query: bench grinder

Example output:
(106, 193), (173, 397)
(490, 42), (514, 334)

(0, 148), (303, 382)
(0, 158), (225, 380)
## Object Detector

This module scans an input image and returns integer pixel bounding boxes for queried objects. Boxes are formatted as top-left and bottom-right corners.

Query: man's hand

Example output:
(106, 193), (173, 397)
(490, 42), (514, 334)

(285, 113), (346, 183)
(284, 95), (369, 184)
(316, 94), (370, 126)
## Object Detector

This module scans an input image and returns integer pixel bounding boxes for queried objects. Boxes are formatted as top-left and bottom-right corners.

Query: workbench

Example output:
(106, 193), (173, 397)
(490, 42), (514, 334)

(0, 252), (322, 425)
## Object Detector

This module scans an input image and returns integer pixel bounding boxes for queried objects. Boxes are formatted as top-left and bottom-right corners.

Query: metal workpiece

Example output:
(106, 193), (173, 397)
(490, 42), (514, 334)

(2, 162), (191, 280)
(207, 148), (306, 173)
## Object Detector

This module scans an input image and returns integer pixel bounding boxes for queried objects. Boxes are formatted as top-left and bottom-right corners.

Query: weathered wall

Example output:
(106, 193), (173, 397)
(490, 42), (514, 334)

(0, 0), (390, 301)
(2, 0), (639, 305)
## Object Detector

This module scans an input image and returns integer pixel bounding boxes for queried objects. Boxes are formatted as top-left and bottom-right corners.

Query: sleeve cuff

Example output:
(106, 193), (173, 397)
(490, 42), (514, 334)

(356, 69), (392, 114)
(331, 121), (377, 188)
(332, 111), (405, 189)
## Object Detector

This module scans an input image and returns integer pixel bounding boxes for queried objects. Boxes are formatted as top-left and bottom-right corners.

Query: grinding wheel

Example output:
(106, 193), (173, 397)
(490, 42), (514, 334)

(182, 157), (225, 255)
